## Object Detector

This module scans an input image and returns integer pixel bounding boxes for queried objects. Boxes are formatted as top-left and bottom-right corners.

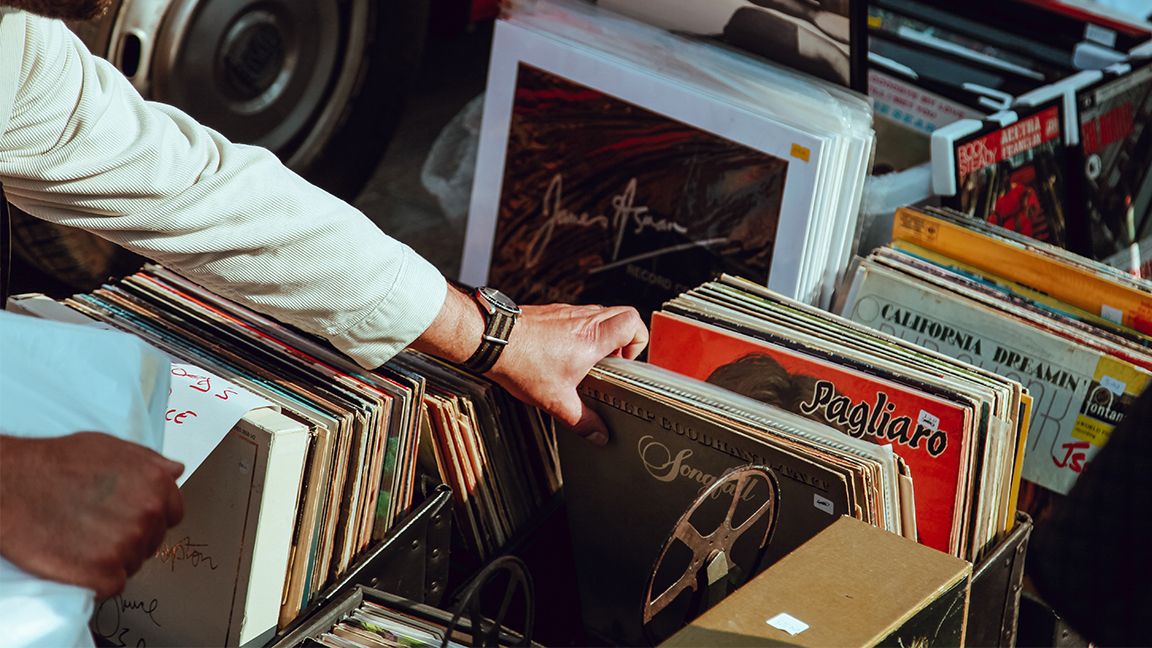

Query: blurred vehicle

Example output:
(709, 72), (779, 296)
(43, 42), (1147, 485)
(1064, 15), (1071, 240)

(11, 0), (496, 291)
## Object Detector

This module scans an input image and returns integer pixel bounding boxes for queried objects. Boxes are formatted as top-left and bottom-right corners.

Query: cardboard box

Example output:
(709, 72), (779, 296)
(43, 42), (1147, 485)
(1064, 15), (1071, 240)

(661, 516), (972, 647)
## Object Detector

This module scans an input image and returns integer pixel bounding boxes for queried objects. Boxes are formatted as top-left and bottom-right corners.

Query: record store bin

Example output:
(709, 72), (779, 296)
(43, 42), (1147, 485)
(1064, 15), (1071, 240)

(274, 485), (457, 635)
(266, 488), (544, 648)
(267, 499), (1037, 648)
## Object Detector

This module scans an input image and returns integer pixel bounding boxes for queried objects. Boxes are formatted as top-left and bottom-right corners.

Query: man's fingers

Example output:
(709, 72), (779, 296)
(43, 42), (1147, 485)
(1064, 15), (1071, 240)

(94, 567), (128, 601)
(567, 401), (609, 446)
(158, 456), (185, 480)
(548, 386), (610, 445)
(124, 548), (147, 580)
(600, 308), (649, 360)
(138, 523), (167, 572)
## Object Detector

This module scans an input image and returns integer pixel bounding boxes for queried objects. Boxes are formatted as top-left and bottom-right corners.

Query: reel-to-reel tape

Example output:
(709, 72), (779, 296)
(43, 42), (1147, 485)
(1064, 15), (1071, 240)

(640, 465), (781, 644)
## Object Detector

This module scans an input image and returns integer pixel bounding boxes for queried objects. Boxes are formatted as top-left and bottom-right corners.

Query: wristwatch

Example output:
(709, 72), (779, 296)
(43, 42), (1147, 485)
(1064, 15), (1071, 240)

(463, 286), (521, 374)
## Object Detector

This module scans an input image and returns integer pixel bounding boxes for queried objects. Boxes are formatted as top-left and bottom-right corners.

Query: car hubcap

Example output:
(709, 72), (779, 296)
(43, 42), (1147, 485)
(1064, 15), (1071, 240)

(151, 0), (349, 162)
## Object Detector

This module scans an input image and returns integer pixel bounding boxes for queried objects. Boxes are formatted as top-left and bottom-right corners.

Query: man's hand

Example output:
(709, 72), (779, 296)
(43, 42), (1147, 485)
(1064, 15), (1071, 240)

(0, 433), (184, 599)
(489, 304), (648, 444)
(410, 287), (648, 444)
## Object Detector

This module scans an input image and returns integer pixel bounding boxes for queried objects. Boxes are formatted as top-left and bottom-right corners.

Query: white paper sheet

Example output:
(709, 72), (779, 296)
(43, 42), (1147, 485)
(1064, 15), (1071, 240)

(164, 363), (276, 486)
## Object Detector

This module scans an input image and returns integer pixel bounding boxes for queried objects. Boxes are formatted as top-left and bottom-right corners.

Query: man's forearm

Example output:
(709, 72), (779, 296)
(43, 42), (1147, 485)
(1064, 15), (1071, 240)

(0, 13), (447, 369)
(408, 285), (485, 365)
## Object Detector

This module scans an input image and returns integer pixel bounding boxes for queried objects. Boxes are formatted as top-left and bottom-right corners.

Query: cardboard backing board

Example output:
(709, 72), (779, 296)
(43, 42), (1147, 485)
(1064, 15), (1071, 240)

(661, 515), (972, 647)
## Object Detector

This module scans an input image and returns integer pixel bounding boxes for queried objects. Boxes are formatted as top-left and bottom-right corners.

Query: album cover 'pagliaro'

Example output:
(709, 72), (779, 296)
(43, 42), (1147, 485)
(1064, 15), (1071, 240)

(649, 311), (972, 556)
(487, 63), (789, 317)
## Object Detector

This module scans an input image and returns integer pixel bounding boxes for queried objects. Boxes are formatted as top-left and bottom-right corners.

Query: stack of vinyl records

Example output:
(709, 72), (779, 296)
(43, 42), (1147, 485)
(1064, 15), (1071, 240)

(278, 585), (536, 648)
(460, 0), (875, 314)
(647, 274), (1030, 563)
(560, 356), (912, 645)
(597, 0), (869, 90)
(837, 206), (1152, 521)
(389, 352), (561, 561)
(11, 265), (561, 633)
(293, 596), (468, 648)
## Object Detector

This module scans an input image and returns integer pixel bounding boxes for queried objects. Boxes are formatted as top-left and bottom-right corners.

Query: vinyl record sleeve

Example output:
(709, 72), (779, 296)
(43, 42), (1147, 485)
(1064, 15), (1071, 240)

(74, 279), (395, 569)
(841, 257), (1151, 496)
(561, 363), (855, 645)
(462, 16), (831, 315)
(654, 287), (1014, 558)
(867, 3), (1071, 83)
(871, 0), (1111, 71)
(883, 244), (1152, 364)
(1071, 61), (1152, 260)
(649, 311), (971, 555)
(914, 0), (1152, 55)
(943, 102), (1074, 248)
(869, 31), (1045, 104)
(703, 274), (1029, 530)
(868, 68), (984, 173)
(891, 206), (1152, 335)
(598, 0), (868, 91)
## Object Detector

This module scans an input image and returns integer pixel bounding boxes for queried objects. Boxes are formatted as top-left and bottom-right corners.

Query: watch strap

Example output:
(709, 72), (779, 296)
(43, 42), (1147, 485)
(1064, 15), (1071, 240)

(463, 306), (516, 374)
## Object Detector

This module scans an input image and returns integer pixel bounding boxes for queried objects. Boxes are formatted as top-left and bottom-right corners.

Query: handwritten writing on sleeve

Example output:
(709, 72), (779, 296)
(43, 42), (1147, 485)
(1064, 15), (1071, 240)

(164, 364), (275, 486)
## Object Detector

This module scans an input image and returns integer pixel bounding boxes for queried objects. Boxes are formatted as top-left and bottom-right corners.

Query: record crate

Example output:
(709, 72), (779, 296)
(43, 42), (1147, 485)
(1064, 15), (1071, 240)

(966, 512), (1034, 648)
(508, 501), (1035, 646)
(267, 489), (567, 648)
(266, 485), (456, 647)
(379, 497), (1036, 647)
(269, 582), (541, 648)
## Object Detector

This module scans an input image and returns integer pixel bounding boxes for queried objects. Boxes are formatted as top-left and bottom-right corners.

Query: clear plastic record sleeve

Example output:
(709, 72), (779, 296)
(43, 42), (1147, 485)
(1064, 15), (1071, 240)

(596, 0), (869, 91)
(461, 0), (874, 314)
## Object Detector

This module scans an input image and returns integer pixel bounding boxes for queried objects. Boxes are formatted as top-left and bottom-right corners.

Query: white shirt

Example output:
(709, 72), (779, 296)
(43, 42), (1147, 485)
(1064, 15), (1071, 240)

(0, 9), (448, 368)
(0, 310), (173, 648)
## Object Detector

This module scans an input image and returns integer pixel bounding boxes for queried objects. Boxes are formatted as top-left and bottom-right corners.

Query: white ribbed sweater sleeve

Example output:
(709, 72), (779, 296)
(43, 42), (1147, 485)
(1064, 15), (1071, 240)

(0, 10), (448, 369)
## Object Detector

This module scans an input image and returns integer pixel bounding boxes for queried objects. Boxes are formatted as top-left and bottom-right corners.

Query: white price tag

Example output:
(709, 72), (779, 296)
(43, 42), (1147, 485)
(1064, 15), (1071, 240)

(1101, 304), (1124, 325)
(813, 494), (835, 515)
(918, 410), (940, 432)
(767, 613), (809, 636)
(1085, 23), (1117, 48)
(1100, 375), (1127, 397)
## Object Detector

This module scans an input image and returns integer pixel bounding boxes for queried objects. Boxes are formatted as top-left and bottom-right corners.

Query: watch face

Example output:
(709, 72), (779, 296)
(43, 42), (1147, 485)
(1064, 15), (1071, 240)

(480, 287), (521, 314)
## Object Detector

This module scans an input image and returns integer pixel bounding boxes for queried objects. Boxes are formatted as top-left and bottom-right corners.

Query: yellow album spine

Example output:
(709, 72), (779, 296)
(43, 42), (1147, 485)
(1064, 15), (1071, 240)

(891, 208), (1152, 335)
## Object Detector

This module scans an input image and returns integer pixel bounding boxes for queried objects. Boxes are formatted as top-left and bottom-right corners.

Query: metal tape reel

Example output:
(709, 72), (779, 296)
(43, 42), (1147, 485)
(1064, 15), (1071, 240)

(641, 464), (780, 642)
